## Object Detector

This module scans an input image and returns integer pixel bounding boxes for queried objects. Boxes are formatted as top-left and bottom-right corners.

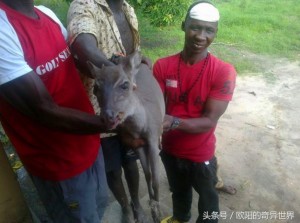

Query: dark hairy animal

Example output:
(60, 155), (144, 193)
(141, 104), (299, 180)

(87, 51), (165, 223)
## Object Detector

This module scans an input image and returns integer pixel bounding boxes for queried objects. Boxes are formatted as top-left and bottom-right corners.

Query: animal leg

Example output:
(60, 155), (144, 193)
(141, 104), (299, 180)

(136, 147), (154, 200)
(148, 142), (162, 223)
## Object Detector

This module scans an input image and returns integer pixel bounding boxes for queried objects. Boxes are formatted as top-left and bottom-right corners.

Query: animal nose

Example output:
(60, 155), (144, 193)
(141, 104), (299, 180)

(105, 109), (115, 122)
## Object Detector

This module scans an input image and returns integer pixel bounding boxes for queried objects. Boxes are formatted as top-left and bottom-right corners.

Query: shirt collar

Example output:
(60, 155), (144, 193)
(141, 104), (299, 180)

(94, 0), (127, 10)
(94, 0), (109, 8)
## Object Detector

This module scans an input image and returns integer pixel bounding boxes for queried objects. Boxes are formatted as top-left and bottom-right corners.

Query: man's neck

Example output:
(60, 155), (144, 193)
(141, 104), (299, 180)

(1, 0), (37, 19)
(181, 49), (208, 65)
(106, 0), (124, 13)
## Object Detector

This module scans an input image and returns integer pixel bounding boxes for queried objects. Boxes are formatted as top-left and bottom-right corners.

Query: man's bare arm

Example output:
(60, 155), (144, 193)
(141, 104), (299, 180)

(0, 71), (107, 134)
(71, 33), (114, 75)
(163, 98), (229, 133)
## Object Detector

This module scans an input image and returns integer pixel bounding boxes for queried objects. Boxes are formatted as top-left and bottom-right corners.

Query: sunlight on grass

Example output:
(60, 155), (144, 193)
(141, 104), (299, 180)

(34, 0), (300, 74)
(138, 0), (300, 73)
(35, 0), (69, 25)
(138, 14), (184, 62)
(216, 0), (300, 58)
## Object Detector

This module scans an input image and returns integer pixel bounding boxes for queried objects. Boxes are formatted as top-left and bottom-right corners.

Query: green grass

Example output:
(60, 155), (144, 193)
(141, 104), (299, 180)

(215, 0), (300, 57)
(35, 0), (69, 25)
(138, 14), (184, 61)
(34, 0), (300, 74)
(139, 0), (300, 73)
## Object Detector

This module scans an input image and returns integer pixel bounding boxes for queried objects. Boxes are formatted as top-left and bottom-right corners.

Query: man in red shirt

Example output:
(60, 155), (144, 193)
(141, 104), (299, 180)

(154, 1), (236, 222)
(0, 0), (142, 222)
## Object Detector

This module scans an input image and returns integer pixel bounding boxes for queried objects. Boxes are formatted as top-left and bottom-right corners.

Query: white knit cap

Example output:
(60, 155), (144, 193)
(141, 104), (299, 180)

(189, 3), (220, 22)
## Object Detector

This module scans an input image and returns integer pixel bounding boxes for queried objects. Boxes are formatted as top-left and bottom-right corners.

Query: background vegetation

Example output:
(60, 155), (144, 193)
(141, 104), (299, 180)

(34, 0), (300, 74)
(127, 0), (192, 26)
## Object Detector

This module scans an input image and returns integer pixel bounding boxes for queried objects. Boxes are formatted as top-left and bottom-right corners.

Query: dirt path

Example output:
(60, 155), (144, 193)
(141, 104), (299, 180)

(103, 56), (300, 223)
(213, 57), (300, 223)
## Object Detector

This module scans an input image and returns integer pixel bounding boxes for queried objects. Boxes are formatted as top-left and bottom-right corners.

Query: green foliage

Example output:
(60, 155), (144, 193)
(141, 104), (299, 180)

(33, 0), (300, 74)
(214, 0), (300, 59)
(34, 0), (70, 26)
(131, 0), (192, 27)
(136, 11), (184, 62)
(138, 0), (300, 73)
(127, 0), (141, 6)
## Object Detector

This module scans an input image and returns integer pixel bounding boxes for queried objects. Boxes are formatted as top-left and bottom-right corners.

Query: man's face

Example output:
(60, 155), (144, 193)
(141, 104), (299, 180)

(183, 18), (218, 54)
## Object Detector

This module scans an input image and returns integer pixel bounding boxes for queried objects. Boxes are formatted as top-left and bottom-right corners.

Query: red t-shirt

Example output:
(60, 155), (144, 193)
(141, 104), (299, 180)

(153, 53), (236, 162)
(0, 3), (100, 181)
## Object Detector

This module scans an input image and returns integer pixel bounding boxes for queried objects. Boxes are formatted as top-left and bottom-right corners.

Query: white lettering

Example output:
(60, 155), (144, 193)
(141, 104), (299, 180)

(35, 47), (71, 75)
(36, 65), (46, 75)
(59, 52), (66, 61)
(45, 62), (53, 72)
(51, 57), (60, 69)
(206, 211), (295, 220)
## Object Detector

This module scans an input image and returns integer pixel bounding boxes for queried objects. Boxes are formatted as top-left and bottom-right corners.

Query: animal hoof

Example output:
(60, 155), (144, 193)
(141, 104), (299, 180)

(149, 200), (161, 223)
(130, 201), (148, 223)
(121, 205), (135, 223)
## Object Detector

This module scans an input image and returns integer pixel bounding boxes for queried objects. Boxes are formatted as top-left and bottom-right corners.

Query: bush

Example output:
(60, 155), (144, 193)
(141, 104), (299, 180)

(34, 0), (70, 26)
(129, 0), (192, 27)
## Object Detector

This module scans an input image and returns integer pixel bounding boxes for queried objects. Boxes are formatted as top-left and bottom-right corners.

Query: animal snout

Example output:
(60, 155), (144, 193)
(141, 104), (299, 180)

(104, 109), (116, 122)
(102, 109), (125, 130)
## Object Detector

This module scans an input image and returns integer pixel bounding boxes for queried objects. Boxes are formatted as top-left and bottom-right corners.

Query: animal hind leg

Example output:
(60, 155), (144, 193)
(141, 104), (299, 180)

(135, 147), (154, 200)
(148, 141), (162, 223)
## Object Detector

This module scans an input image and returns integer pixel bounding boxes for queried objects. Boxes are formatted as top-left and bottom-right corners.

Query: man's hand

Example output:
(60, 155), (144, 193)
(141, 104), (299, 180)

(163, 114), (174, 132)
(110, 52), (125, 65)
(129, 138), (146, 149)
(119, 132), (146, 149)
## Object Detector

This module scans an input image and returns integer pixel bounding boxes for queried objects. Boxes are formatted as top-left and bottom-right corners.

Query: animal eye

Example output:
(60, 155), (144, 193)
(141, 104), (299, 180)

(120, 81), (130, 90)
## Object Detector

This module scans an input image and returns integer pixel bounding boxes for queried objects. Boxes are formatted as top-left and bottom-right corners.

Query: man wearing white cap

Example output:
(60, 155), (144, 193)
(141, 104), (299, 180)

(153, 1), (236, 222)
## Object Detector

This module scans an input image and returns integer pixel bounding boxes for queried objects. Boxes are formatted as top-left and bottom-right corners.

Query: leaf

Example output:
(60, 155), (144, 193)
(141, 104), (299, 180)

(12, 161), (23, 171)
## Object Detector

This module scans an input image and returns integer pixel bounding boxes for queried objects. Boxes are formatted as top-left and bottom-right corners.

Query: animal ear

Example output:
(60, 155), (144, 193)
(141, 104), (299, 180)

(122, 51), (142, 78)
(86, 61), (97, 79)
(86, 61), (105, 79)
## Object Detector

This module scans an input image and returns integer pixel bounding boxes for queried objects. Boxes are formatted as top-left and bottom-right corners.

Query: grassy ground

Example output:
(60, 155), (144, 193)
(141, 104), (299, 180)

(138, 0), (300, 73)
(34, 0), (300, 74)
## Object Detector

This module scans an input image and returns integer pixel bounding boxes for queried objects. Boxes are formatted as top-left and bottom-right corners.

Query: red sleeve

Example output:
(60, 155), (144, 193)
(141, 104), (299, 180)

(209, 63), (236, 101)
(153, 60), (166, 94)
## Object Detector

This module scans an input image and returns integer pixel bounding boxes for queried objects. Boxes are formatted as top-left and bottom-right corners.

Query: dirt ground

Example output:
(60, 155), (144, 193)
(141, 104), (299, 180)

(103, 55), (300, 223)
(211, 56), (300, 223)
